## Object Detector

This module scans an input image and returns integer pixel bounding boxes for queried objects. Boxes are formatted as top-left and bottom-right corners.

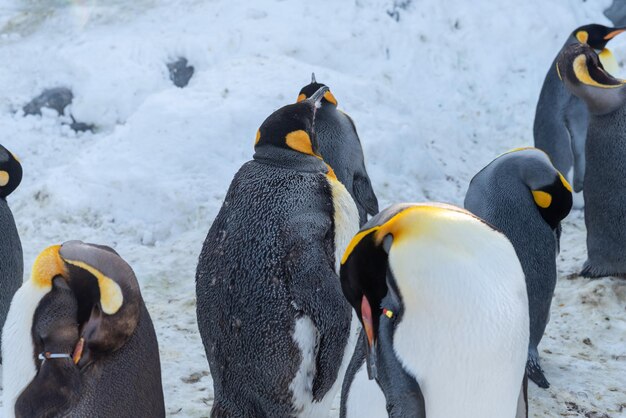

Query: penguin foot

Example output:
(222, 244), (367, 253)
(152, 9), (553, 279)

(580, 262), (626, 279)
(526, 358), (550, 389)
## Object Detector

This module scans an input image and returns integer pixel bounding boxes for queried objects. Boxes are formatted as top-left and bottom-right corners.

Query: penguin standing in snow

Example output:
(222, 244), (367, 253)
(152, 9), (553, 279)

(297, 75), (378, 225)
(340, 203), (529, 418)
(557, 43), (626, 278)
(2, 241), (165, 418)
(0, 144), (23, 363)
(464, 148), (573, 389)
(534, 24), (625, 195)
(196, 86), (360, 417)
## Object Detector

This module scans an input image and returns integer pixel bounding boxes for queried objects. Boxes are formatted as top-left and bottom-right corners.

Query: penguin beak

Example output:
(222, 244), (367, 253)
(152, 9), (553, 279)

(307, 86), (330, 109)
(361, 295), (378, 380)
(604, 28), (626, 40)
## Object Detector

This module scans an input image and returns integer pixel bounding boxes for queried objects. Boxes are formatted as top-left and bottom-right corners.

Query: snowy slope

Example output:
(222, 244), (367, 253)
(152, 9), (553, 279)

(0, 0), (624, 416)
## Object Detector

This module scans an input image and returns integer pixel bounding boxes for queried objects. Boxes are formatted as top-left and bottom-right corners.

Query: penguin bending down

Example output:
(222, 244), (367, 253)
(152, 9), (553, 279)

(534, 24), (625, 196)
(297, 75), (378, 225)
(340, 203), (529, 418)
(0, 144), (23, 363)
(196, 87), (360, 417)
(2, 241), (165, 418)
(557, 43), (626, 278)
(464, 148), (573, 388)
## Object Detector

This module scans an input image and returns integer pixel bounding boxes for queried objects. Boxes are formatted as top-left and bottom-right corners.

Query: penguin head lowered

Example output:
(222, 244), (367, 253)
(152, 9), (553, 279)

(557, 43), (626, 115)
(0, 144), (22, 199)
(498, 148), (573, 230)
(296, 73), (339, 107)
(340, 203), (528, 412)
(4, 241), (143, 415)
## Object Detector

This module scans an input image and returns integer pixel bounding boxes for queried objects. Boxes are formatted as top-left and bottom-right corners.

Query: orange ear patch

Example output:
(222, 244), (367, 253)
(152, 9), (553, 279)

(0, 171), (8, 187)
(31, 245), (66, 289)
(285, 130), (314, 155)
(532, 191), (552, 208)
(296, 93), (306, 103)
(576, 30), (589, 44)
(255, 129), (261, 145)
(324, 91), (338, 105)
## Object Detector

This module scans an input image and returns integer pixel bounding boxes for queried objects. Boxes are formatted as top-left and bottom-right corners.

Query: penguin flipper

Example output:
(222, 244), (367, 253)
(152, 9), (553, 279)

(286, 231), (352, 401)
(353, 173), (379, 218)
(526, 354), (549, 388)
(564, 99), (588, 193)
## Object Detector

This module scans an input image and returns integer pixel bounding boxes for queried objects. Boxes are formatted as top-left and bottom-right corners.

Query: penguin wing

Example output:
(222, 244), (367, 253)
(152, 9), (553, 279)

(353, 173), (379, 218)
(285, 215), (353, 401)
(564, 97), (588, 193)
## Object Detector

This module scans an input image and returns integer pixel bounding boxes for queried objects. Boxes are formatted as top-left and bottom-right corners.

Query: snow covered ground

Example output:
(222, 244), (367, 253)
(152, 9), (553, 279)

(0, 0), (624, 416)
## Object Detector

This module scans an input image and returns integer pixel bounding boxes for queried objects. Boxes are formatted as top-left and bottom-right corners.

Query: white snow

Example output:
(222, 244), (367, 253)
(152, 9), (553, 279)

(0, 0), (624, 417)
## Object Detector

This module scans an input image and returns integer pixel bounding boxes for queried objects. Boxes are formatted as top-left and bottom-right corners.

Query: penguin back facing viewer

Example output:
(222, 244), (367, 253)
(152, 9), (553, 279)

(297, 74), (379, 225)
(196, 86), (360, 417)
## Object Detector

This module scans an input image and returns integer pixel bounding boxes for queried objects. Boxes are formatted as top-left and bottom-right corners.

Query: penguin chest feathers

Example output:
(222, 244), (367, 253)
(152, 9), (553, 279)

(326, 174), (360, 272)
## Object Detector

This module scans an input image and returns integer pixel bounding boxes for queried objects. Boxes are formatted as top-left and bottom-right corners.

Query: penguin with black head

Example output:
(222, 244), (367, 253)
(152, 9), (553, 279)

(534, 24), (626, 197)
(340, 203), (530, 418)
(0, 144), (23, 363)
(2, 241), (165, 418)
(297, 74), (378, 225)
(557, 42), (626, 278)
(196, 86), (360, 417)
(465, 147), (573, 388)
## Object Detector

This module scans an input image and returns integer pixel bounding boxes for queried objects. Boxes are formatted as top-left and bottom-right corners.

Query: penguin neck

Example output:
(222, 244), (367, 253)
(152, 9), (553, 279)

(253, 145), (328, 173)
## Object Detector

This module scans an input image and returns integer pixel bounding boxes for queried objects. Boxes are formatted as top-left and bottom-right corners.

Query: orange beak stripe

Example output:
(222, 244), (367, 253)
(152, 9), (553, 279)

(605, 29), (626, 40)
(361, 296), (375, 348)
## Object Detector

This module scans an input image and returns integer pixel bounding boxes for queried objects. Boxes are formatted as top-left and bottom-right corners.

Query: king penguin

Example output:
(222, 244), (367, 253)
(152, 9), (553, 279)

(196, 86), (360, 417)
(297, 74), (378, 225)
(534, 24), (625, 198)
(464, 148), (573, 388)
(2, 241), (165, 418)
(557, 42), (626, 278)
(0, 144), (23, 363)
(339, 203), (530, 418)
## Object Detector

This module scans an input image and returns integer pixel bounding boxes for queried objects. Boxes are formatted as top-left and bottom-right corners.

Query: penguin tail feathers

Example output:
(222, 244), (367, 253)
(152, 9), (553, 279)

(526, 356), (550, 389)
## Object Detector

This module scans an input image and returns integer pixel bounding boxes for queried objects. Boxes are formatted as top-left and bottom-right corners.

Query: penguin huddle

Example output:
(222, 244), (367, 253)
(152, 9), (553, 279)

(1, 20), (624, 418)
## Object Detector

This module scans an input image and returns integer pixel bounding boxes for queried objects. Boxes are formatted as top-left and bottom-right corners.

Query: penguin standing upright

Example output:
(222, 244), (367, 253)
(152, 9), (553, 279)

(297, 75), (378, 225)
(534, 24), (625, 195)
(557, 43), (626, 278)
(464, 148), (572, 388)
(196, 87), (360, 417)
(340, 203), (529, 418)
(2, 241), (165, 418)
(0, 144), (23, 363)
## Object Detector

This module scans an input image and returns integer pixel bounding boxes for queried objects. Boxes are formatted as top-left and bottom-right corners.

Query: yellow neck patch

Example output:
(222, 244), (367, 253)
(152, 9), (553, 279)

(576, 31), (589, 44)
(0, 171), (8, 187)
(255, 129), (261, 145)
(285, 130), (315, 155)
(532, 191), (552, 208)
(31, 245), (66, 290)
(296, 93), (306, 103)
(62, 259), (124, 315)
(598, 48), (619, 75)
(573, 54), (624, 89)
(559, 173), (572, 192)
(325, 163), (338, 180)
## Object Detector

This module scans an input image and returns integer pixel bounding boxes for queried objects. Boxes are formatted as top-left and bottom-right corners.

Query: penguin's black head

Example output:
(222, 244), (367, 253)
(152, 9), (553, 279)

(557, 43), (626, 114)
(573, 24), (626, 50)
(254, 86), (329, 157)
(528, 170), (573, 230)
(0, 144), (22, 199)
(296, 73), (338, 107)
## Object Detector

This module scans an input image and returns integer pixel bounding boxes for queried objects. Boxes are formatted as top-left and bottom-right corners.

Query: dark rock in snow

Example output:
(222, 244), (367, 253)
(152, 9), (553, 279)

(23, 87), (73, 116)
(167, 57), (194, 88)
